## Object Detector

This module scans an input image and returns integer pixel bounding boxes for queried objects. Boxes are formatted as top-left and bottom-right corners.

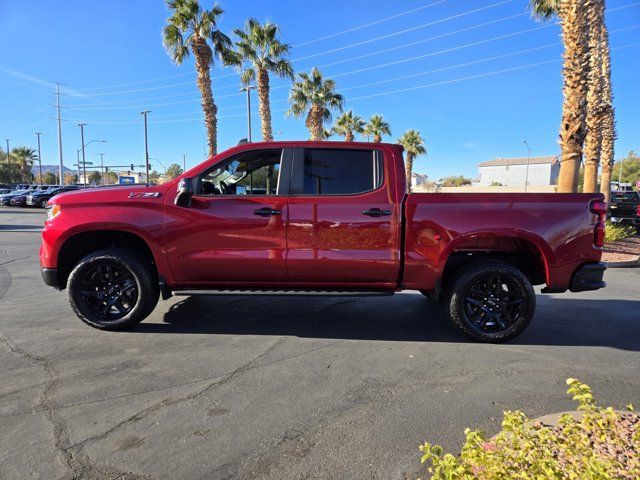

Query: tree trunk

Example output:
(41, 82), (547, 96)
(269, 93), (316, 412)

(345, 131), (354, 142)
(598, 11), (616, 206)
(374, 134), (381, 143)
(256, 68), (273, 142)
(307, 105), (324, 141)
(192, 37), (217, 157)
(405, 153), (413, 194)
(557, 0), (590, 193)
(583, 0), (604, 193)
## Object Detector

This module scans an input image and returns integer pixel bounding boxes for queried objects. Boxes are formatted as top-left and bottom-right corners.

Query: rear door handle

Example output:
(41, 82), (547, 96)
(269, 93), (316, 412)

(362, 208), (391, 217)
(254, 207), (281, 217)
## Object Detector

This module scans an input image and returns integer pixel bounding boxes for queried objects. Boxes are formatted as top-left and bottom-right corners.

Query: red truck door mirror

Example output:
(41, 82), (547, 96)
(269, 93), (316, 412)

(175, 177), (193, 208)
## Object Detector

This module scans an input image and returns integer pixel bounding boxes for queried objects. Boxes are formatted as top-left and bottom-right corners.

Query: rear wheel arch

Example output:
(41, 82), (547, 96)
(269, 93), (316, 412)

(57, 229), (158, 289)
(436, 235), (550, 299)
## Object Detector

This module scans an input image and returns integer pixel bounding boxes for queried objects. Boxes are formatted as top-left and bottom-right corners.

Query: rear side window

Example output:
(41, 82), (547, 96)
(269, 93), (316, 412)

(302, 148), (382, 195)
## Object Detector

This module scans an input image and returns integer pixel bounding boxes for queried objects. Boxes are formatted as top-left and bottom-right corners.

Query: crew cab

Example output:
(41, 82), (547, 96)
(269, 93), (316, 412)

(40, 142), (607, 342)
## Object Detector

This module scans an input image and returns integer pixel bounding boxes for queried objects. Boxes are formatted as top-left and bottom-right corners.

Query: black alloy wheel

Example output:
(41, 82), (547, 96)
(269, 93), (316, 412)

(446, 260), (535, 342)
(79, 261), (138, 321)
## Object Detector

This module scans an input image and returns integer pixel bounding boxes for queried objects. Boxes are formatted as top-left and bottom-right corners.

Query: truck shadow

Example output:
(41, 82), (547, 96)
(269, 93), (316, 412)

(133, 293), (640, 351)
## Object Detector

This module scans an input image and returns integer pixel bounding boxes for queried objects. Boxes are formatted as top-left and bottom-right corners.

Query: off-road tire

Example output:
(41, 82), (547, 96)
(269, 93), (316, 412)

(446, 260), (535, 343)
(67, 248), (159, 330)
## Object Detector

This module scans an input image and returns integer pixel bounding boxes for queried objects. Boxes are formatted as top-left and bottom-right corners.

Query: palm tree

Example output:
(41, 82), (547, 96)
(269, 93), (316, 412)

(530, 0), (590, 193)
(233, 18), (294, 142)
(364, 114), (392, 143)
(598, 8), (616, 206)
(331, 110), (365, 142)
(12, 147), (37, 182)
(398, 130), (426, 193)
(163, 0), (234, 157)
(322, 128), (333, 140)
(583, 0), (605, 193)
(288, 67), (344, 141)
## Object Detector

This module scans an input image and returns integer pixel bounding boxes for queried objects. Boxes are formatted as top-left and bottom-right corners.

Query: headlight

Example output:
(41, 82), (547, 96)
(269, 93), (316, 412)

(46, 204), (61, 222)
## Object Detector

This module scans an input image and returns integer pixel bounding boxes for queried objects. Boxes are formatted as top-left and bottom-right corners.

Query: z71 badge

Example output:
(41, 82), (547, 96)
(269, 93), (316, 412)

(128, 192), (160, 199)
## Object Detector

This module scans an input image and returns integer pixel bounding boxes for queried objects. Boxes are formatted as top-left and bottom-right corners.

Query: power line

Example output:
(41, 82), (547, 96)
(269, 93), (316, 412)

(293, 0), (450, 47)
(291, 0), (513, 62)
(62, 1), (638, 108)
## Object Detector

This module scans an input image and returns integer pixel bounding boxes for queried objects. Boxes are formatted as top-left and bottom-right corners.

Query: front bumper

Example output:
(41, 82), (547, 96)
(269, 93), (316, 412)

(41, 268), (62, 290)
(570, 262), (606, 292)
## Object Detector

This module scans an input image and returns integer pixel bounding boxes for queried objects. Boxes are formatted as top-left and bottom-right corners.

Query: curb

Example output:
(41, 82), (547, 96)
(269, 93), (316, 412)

(604, 256), (640, 268)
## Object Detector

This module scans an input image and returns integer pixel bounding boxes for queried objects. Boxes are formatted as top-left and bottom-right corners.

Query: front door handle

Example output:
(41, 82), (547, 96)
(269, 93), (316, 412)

(254, 207), (281, 217)
(362, 208), (391, 217)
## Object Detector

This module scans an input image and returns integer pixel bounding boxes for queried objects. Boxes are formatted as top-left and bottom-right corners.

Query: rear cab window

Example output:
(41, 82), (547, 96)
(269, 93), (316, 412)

(293, 148), (383, 196)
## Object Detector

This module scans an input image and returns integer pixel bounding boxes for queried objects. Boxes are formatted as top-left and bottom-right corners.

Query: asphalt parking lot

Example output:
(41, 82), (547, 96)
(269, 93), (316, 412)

(1, 206), (639, 480)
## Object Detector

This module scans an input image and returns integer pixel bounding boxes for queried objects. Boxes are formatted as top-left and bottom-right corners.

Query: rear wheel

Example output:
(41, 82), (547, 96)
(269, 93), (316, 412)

(39, 199), (48, 208)
(446, 260), (535, 342)
(67, 248), (159, 330)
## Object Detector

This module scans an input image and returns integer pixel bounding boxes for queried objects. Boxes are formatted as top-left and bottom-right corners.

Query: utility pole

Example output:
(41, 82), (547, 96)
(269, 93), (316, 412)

(78, 123), (87, 187)
(35, 132), (43, 185)
(240, 85), (254, 142)
(618, 157), (624, 186)
(4, 139), (9, 164)
(182, 153), (187, 172)
(140, 110), (150, 186)
(522, 140), (531, 193)
(98, 153), (105, 180)
(55, 83), (64, 186)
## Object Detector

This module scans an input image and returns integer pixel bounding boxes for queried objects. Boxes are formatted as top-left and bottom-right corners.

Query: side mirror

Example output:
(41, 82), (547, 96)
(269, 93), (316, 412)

(174, 177), (193, 207)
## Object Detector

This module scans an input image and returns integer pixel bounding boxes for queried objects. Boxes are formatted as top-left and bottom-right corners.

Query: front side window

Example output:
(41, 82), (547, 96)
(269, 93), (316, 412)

(302, 148), (382, 195)
(197, 149), (282, 196)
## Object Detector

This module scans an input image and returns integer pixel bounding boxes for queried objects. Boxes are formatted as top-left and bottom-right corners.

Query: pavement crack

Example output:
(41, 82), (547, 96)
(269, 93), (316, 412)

(71, 337), (287, 452)
(0, 334), (155, 480)
(0, 255), (32, 266)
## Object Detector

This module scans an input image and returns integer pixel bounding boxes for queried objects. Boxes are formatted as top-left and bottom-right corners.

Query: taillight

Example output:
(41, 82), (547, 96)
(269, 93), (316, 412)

(636, 205), (640, 216)
(590, 199), (606, 247)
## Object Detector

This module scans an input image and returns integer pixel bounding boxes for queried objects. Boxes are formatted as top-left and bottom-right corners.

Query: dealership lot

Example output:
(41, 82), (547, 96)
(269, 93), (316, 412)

(1, 206), (639, 480)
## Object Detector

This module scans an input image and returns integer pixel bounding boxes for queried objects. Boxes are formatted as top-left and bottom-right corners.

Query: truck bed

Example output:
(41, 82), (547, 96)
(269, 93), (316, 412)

(402, 193), (603, 292)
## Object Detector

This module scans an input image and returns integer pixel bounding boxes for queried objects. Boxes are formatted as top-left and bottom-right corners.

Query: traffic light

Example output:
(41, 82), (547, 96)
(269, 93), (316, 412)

(131, 164), (135, 171)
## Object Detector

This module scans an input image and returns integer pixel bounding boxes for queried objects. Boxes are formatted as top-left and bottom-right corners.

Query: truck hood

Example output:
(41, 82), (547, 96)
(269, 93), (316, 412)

(50, 184), (170, 206)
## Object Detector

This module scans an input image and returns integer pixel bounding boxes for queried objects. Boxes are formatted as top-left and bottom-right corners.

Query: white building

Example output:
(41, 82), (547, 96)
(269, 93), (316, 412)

(477, 156), (560, 187)
(411, 172), (428, 189)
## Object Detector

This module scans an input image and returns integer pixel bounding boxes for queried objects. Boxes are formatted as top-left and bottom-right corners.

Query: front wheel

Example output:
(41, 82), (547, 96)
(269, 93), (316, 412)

(67, 248), (159, 330)
(446, 260), (535, 343)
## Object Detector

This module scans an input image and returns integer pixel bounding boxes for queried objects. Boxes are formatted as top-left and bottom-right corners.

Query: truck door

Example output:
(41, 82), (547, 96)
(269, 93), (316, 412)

(164, 147), (291, 285)
(286, 147), (401, 287)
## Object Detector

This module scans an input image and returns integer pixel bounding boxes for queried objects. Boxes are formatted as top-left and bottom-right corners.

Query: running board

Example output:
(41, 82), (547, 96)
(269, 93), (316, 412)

(171, 289), (395, 297)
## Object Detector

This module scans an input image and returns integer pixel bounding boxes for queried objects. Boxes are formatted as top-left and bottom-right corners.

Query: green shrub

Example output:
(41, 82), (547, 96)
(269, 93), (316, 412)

(605, 221), (636, 243)
(418, 379), (639, 479)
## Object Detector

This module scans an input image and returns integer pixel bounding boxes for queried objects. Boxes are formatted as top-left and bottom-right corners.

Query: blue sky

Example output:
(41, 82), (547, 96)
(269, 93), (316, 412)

(1, 0), (639, 180)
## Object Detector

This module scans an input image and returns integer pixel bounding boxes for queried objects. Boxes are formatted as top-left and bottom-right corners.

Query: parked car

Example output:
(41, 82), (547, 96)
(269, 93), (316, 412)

(26, 187), (77, 208)
(40, 141), (607, 342)
(609, 190), (640, 231)
(0, 189), (11, 195)
(0, 189), (29, 206)
(10, 192), (29, 207)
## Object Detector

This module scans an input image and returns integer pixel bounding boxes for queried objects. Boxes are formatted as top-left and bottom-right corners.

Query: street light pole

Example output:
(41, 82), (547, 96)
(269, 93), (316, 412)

(78, 123), (87, 187)
(35, 132), (43, 185)
(5, 139), (9, 164)
(522, 140), (531, 193)
(240, 86), (254, 142)
(140, 111), (151, 185)
(98, 153), (105, 184)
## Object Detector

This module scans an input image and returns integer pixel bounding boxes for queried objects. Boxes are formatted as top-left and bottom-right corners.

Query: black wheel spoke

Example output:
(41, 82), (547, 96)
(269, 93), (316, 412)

(463, 272), (527, 334)
(79, 260), (137, 322)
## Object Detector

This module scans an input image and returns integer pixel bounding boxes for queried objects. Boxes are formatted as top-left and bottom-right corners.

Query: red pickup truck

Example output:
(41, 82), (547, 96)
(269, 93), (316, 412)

(40, 141), (607, 342)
